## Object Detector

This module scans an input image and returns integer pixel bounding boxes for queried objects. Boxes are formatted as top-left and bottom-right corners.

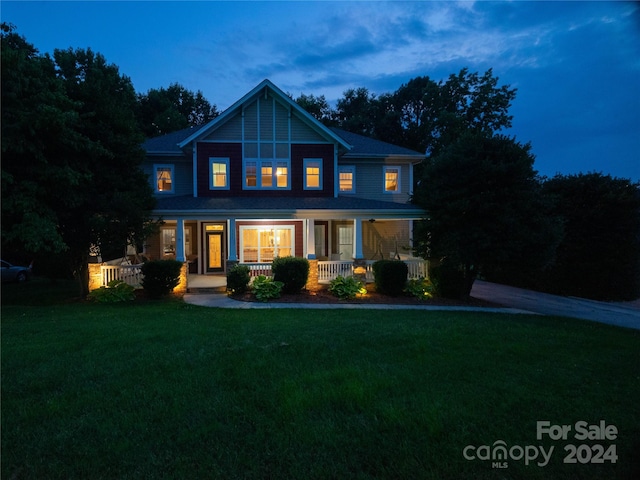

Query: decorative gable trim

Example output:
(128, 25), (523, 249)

(178, 79), (351, 151)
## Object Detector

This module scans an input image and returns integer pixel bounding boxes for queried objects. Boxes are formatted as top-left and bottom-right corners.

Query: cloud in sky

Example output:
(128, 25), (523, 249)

(2, 1), (639, 181)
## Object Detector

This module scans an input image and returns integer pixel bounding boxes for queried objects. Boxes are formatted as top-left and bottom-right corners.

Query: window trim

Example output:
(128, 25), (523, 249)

(154, 164), (175, 194)
(383, 166), (401, 194)
(338, 165), (356, 194)
(209, 157), (230, 190)
(243, 158), (291, 190)
(303, 158), (323, 190)
(239, 225), (295, 263)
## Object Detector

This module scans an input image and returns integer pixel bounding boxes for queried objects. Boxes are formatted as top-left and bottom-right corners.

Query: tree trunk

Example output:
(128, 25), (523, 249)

(76, 253), (90, 298)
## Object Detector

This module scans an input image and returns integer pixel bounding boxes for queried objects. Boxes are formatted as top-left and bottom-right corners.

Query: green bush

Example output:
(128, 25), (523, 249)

(252, 275), (284, 302)
(329, 275), (365, 300)
(141, 259), (183, 298)
(272, 256), (309, 294)
(404, 277), (434, 301)
(430, 262), (466, 299)
(87, 280), (136, 303)
(372, 260), (408, 296)
(226, 264), (250, 294)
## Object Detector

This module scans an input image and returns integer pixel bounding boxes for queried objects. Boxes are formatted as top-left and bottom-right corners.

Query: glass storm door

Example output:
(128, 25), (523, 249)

(206, 232), (224, 273)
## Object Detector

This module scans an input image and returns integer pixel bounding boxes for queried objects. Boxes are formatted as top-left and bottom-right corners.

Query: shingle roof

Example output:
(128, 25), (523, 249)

(142, 127), (196, 154)
(142, 126), (424, 160)
(330, 128), (424, 158)
(153, 195), (424, 217)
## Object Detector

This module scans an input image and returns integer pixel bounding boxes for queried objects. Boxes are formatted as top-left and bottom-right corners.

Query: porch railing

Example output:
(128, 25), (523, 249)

(100, 264), (144, 288)
(245, 263), (273, 277)
(316, 259), (428, 284)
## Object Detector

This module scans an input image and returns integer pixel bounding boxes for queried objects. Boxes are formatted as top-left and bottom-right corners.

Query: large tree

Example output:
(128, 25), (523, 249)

(541, 173), (640, 301)
(412, 132), (561, 297)
(294, 93), (334, 125)
(333, 87), (379, 137)
(136, 83), (219, 138)
(390, 68), (517, 155)
(1, 25), (156, 295)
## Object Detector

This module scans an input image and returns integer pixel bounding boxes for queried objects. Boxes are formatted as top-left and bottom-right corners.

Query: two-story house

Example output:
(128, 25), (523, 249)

(141, 79), (425, 287)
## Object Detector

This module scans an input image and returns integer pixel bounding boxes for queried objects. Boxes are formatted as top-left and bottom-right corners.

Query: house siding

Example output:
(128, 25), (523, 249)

(349, 161), (412, 203)
(145, 155), (193, 196)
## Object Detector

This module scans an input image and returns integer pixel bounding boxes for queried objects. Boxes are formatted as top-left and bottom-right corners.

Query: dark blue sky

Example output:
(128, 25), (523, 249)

(3, 1), (639, 181)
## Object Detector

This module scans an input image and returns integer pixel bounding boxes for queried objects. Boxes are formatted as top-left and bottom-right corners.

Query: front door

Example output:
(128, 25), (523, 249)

(206, 232), (224, 273)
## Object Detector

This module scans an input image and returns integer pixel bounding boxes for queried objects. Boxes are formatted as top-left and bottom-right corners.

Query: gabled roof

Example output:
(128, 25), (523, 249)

(330, 128), (424, 160)
(142, 126), (196, 155)
(177, 79), (351, 151)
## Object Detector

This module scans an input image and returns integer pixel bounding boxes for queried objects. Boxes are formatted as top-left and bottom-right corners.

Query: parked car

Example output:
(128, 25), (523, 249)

(1, 260), (32, 283)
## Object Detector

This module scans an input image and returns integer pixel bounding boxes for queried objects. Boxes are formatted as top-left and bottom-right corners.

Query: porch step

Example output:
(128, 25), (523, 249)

(186, 286), (227, 294)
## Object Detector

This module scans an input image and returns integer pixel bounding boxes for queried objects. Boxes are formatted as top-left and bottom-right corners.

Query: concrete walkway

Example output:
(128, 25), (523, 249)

(471, 280), (640, 330)
(183, 280), (640, 331)
(183, 292), (532, 315)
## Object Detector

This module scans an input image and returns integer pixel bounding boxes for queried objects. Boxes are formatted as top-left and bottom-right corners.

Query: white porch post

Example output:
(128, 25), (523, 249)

(353, 217), (364, 259)
(306, 219), (316, 259)
(227, 218), (237, 261)
(175, 217), (186, 262)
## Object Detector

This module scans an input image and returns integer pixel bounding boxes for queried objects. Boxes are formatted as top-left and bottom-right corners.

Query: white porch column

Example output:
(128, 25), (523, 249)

(227, 218), (237, 261)
(306, 219), (316, 259)
(353, 217), (364, 259)
(175, 217), (186, 262)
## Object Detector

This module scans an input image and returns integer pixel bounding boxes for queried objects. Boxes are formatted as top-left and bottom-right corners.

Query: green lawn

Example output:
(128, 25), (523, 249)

(2, 280), (639, 479)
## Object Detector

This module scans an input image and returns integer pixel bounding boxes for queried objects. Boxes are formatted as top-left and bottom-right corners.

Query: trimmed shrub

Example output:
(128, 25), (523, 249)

(141, 259), (183, 298)
(272, 256), (309, 294)
(227, 264), (250, 294)
(252, 275), (284, 302)
(372, 260), (408, 296)
(329, 275), (365, 300)
(430, 262), (466, 299)
(87, 280), (136, 303)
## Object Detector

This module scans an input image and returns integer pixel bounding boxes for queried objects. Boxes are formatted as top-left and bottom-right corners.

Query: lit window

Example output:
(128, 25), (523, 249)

(339, 166), (355, 193)
(261, 163), (273, 188)
(276, 162), (288, 188)
(384, 166), (400, 193)
(154, 164), (174, 193)
(209, 158), (229, 190)
(244, 159), (290, 189)
(304, 159), (322, 190)
(240, 226), (294, 263)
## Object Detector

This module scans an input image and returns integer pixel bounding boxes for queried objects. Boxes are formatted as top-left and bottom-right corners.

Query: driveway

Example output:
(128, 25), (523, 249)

(471, 280), (640, 330)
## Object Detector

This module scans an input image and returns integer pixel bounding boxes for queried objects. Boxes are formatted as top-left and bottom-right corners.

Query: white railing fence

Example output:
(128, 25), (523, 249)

(100, 264), (144, 288)
(97, 259), (428, 288)
(316, 259), (428, 284)
(245, 263), (272, 277)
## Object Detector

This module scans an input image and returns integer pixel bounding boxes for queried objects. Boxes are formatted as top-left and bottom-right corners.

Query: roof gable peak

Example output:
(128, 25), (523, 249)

(178, 79), (350, 150)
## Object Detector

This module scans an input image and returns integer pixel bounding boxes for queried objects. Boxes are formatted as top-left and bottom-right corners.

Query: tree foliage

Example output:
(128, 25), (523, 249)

(294, 68), (516, 156)
(412, 132), (561, 297)
(1, 24), (157, 295)
(541, 173), (640, 301)
(294, 93), (333, 124)
(136, 83), (219, 137)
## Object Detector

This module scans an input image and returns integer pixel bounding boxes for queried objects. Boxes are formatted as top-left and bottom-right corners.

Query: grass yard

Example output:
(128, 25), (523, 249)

(2, 280), (639, 479)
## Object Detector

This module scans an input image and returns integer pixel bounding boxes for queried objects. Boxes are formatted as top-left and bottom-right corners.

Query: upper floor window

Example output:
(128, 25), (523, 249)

(304, 159), (322, 190)
(209, 158), (229, 190)
(338, 166), (355, 193)
(154, 164), (174, 193)
(384, 166), (401, 193)
(244, 159), (290, 190)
